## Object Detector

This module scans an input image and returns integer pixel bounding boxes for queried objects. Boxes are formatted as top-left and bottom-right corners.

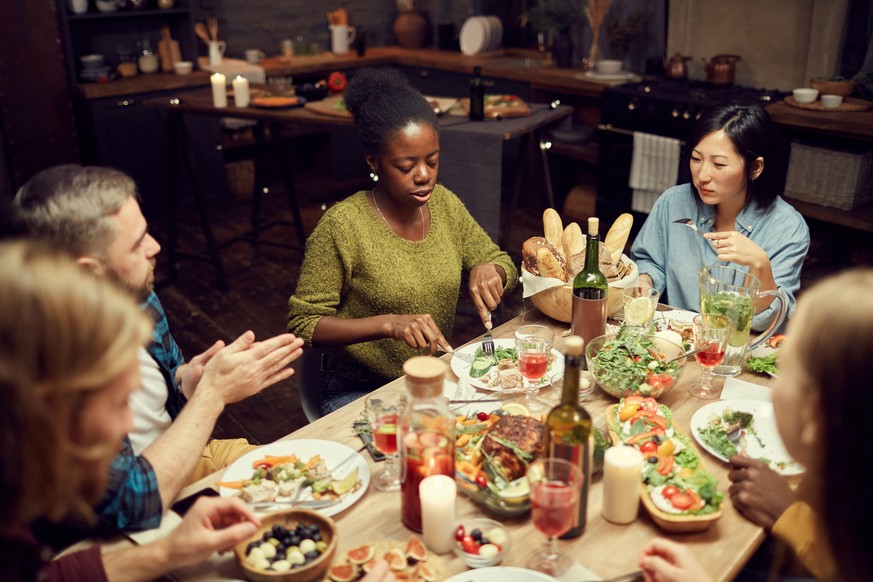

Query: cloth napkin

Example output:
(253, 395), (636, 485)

(720, 377), (772, 402)
(628, 131), (681, 213)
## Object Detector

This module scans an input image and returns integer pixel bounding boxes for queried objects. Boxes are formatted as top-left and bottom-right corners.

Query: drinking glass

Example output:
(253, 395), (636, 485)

(688, 314), (732, 399)
(514, 325), (554, 412)
(365, 390), (405, 491)
(526, 458), (583, 576)
(621, 286), (661, 333)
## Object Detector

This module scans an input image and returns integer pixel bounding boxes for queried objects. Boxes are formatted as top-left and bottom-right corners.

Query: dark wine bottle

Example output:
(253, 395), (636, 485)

(571, 217), (608, 366)
(469, 66), (484, 121)
(547, 335), (593, 539)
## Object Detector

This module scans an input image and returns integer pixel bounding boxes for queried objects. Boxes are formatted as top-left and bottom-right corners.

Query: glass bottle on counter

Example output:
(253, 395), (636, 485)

(469, 66), (484, 121)
(138, 39), (159, 75)
(399, 356), (454, 533)
(546, 335), (593, 538)
(571, 216), (608, 364)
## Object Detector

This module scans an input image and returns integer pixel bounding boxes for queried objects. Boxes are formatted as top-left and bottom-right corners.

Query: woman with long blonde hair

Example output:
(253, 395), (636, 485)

(0, 240), (260, 581)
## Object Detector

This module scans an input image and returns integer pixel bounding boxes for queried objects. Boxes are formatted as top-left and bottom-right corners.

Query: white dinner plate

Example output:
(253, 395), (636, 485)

(486, 16), (503, 52)
(460, 16), (487, 56)
(444, 566), (559, 582)
(691, 400), (804, 475)
(581, 70), (638, 81)
(450, 338), (563, 391)
(218, 439), (370, 516)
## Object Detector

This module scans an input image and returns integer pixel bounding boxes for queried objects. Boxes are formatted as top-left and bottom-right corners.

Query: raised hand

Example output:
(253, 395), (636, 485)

(178, 340), (225, 399)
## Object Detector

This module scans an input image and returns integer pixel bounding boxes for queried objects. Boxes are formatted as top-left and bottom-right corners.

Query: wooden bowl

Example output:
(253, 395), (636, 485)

(809, 78), (856, 97)
(526, 255), (639, 323)
(234, 509), (338, 582)
(639, 484), (723, 532)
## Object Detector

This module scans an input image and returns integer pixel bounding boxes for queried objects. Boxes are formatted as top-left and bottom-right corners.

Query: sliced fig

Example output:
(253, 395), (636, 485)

(346, 543), (376, 565)
(414, 561), (437, 581)
(327, 562), (358, 582)
(405, 535), (427, 562)
(384, 547), (407, 571)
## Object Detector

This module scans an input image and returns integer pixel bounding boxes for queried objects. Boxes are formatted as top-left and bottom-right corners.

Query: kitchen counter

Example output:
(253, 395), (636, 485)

(767, 100), (873, 141)
(74, 71), (213, 99)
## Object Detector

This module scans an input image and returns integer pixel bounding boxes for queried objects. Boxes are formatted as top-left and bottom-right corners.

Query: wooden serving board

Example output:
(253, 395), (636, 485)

(784, 95), (873, 112)
(459, 94), (532, 118)
(304, 94), (351, 118)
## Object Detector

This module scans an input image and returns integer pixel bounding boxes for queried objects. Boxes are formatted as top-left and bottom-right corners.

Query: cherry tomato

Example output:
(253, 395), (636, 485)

(454, 525), (466, 541)
(476, 411), (490, 421)
(255, 462), (271, 471)
(670, 492), (694, 510)
(639, 397), (659, 412)
(461, 536), (479, 555)
(639, 441), (658, 454)
(475, 473), (488, 488)
(661, 485), (680, 499)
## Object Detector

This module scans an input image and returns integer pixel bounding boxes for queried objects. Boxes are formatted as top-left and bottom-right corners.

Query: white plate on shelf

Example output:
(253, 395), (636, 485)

(450, 338), (563, 391)
(460, 17), (488, 56)
(218, 439), (370, 516)
(690, 399), (803, 475)
(444, 566), (558, 582)
(581, 70), (638, 81)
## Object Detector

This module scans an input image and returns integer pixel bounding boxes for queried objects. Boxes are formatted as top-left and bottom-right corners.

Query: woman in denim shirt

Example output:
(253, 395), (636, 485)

(631, 103), (809, 331)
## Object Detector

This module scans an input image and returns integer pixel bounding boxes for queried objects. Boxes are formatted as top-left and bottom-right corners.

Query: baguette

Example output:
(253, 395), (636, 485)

(562, 222), (584, 257)
(536, 247), (567, 281)
(604, 213), (633, 266)
(543, 208), (564, 258)
(567, 243), (622, 281)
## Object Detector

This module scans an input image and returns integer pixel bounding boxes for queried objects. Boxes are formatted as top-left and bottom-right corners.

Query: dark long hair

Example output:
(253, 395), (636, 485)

(680, 102), (785, 209)
(790, 269), (873, 581)
(343, 67), (438, 157)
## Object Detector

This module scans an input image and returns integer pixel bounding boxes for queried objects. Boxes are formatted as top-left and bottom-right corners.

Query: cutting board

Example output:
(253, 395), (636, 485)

(459, 94), (532, 118)
(303, 94), (351, 118)
(158, 26), (182, 72)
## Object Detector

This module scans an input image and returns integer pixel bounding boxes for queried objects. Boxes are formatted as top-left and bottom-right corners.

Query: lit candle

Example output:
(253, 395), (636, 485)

(419, 475), (456, 554)
(232, 75), (250, 108)
(602, 445), (643, 524)
(210, 73), (227, 108)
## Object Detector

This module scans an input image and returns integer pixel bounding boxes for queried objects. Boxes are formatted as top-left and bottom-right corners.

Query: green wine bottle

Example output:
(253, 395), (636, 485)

(571, 217), (608, 364)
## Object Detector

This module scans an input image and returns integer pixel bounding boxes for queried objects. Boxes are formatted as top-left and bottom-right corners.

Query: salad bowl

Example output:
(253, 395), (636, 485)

(586, 333), (686, 399)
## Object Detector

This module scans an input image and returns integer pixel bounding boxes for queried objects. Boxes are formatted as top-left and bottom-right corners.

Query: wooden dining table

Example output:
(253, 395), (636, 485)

(157, 307), (784, 582)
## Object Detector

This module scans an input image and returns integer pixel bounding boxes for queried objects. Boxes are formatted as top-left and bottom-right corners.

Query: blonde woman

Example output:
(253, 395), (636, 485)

(0, 241), (260, 581)
(639, 269), (873, 581)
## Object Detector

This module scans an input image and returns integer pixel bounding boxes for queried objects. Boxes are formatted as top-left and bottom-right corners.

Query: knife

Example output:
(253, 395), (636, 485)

(249, 499), (340, 511)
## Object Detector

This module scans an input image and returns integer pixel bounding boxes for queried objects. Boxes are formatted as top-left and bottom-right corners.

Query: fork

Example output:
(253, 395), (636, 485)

(481, 311), (495, 356)
(673, 218), (704, 236)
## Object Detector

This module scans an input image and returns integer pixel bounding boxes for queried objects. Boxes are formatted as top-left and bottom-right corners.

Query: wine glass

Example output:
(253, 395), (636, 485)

(688, 314), (732, 399)
(526, 458), (583, 576)
(513, 324), (555, 412)
(364, 390), (405, 491)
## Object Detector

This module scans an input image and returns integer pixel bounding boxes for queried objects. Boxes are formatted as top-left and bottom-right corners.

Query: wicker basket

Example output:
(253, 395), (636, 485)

(785, 142), (873, 210)
(809, 78), (856, 97)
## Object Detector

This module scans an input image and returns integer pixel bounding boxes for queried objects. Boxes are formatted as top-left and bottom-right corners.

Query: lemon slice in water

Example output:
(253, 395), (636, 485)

(625, 297), (656, 326)
(497, 478), (530, 500)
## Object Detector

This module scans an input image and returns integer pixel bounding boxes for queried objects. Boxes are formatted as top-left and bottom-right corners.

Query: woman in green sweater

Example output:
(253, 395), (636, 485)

(287, 68), (517, 415)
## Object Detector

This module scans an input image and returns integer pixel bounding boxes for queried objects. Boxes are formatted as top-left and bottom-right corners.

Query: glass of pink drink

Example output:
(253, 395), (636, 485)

(526, 457), (583, 576)
(514, 325), (555, 413)
(688, 314), (732, 400)
(365, 390), (406, 491)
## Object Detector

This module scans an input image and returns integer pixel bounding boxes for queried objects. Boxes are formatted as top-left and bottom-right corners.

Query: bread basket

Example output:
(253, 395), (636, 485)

(522, 255), (638, 323)
(809, 78), (856, 97)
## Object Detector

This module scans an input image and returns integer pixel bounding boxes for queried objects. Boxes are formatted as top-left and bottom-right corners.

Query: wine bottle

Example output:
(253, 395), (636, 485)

(546, 335), (593, 538)
(469, 66), (484, 121)
(572, 216), (608, 366)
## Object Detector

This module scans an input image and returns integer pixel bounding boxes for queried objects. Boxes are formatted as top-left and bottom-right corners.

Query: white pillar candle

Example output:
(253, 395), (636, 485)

(602, 445), (643, 524)
(210, 73), (227, 108)
(232, 75), (250, 108)
(419, 475), (456, 554)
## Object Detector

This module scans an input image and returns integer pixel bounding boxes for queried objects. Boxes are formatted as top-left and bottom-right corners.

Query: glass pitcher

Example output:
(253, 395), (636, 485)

(698, 266), (787, 377)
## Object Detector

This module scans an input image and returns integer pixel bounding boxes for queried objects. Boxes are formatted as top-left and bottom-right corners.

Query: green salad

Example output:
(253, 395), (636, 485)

(590, 329), (681, 396)
(746, 352), (778, 375)
(468, 346), (518, 378)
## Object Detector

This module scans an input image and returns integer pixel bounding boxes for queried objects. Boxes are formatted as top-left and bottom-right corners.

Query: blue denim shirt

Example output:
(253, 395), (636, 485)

(630, 184), (810, 331)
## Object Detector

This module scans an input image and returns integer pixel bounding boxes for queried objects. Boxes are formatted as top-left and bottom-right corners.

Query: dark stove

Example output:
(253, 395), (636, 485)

(600, 80), (788, 139)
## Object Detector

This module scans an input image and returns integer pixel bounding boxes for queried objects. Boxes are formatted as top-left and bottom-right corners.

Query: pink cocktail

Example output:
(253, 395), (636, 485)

(526, 458), (582, 576)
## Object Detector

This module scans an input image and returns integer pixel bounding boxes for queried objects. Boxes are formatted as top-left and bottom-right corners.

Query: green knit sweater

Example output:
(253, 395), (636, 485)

(287, 184), (518, 379)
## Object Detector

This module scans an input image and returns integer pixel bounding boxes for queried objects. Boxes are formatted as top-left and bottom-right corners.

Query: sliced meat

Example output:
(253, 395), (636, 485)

(481, 416), (547, 482)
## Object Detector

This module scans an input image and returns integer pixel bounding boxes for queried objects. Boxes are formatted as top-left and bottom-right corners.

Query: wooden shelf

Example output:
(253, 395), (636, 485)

(785, 197), (873, 232)
(67, 8), (187, 21)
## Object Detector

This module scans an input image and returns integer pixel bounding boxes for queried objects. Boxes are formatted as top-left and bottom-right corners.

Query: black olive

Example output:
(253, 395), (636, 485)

(311, 532), (323, 542)
(262, 531), (273, 541)
(305, 550), (320, 561)
(275, 543), (286, 552)
(479, 536), (490, 545)
(470, 528), (482, 541)
(647, 456), (659, 464)
(273, 524), (286, 536)
(295, 523), (307, 535)
(246, 541), (259, 556)
(288, 535), (301, 547)
(282, 536), (294, 547)
(652, 435), (662, 445)
(275, 550), (286, 561)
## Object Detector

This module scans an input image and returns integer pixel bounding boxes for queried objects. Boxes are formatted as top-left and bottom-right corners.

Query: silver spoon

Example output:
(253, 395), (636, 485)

(673, 218), (704, 235)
